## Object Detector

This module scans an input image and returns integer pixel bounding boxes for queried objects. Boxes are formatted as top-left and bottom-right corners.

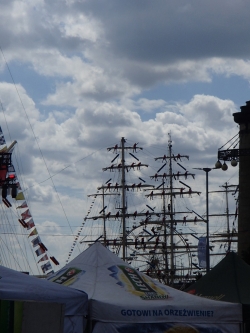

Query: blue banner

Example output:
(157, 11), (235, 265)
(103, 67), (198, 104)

(198, 237), (207, 268)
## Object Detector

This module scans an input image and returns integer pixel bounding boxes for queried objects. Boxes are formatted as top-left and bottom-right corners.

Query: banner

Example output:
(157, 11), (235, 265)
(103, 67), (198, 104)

(92, 322), (241, 333)
(198, 237), (207, 268)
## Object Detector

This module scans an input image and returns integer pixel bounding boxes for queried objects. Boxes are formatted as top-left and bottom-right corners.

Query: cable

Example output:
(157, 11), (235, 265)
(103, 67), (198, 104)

(0, 46), (79, 250)
(218, 132), (239, 150)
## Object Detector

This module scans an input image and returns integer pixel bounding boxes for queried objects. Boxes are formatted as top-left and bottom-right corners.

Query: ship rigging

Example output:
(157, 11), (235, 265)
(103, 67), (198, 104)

(78, 135), (211, 287)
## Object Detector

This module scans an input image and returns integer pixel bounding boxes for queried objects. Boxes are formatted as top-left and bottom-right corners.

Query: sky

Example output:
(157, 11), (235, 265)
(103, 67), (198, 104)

(0, 0), (246, 275)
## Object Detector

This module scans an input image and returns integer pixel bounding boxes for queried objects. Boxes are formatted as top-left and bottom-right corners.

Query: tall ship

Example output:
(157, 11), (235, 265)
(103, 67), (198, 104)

(76, 135), (213, 287)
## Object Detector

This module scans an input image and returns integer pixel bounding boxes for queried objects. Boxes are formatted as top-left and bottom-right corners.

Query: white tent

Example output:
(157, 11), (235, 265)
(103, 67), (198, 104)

(48, 242), (242, 333)
(0, 264), (88, 333)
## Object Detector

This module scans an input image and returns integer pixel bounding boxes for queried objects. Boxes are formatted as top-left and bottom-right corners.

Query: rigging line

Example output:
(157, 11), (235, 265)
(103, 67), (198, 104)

(0, 224), (88, 228)
(227, 136), (240, 150)
(0, 203), (28, 270)
(225, 170), (239, 184)
(0, 234), (28, 270)
(218, 132), (239, 150)
(1, 207), (11, 267)
(0, 232), (88, 236)
(18, 146), (105, 193)
(0, 99), (13, 143)
(0, 47), (79, 249)
(0, 205), (19, 270)
(1, 203), (35, 273)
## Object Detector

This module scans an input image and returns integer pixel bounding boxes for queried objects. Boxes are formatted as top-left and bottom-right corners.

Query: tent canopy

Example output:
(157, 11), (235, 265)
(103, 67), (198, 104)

(0, 264), (87, 316)
(0, 264), (88, 333)
(48, 242), (242, 327)
(185, 252), (250, 304)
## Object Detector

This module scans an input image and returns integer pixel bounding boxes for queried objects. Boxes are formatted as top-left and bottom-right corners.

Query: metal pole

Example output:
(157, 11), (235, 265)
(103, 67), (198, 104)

(203, 168), (211, 273)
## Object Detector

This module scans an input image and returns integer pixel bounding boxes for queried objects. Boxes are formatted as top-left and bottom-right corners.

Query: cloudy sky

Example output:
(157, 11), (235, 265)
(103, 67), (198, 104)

(0, 0), (245, 274)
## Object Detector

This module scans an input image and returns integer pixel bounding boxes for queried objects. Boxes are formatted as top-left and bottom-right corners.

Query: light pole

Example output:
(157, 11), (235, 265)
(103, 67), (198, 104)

(193, 167), (218, 273)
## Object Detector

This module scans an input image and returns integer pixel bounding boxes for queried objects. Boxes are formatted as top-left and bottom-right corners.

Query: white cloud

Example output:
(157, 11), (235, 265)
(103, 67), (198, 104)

(0, 0), (242, 274)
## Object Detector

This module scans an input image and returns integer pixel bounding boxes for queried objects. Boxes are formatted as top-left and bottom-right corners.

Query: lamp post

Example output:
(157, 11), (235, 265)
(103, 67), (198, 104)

(193, 167), (218, 273)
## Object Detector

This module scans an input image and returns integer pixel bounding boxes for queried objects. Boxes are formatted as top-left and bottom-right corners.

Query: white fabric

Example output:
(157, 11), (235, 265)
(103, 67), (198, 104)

(0, 264), (88, 333)
(48, 242), (242, 326)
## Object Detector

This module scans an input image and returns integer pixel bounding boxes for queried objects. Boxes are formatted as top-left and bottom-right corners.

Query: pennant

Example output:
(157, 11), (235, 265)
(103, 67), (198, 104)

(41, 262), (53, 273)
(18, 219), (27, 228)
(0, 136), (6, 145)
(38, 254), (49, 263)
(31, 236), (41, 247)
(39, 243), (48, 251)
(16, 201), (28, 209)
(28, 228), (38, 237)
(26, 218), (35, 230)
(15, 192), (25, 200)
(21, 209), (31, 220)
(35, 247), (45, 257)
(2, 198), (12, 208)
(50, 256), (59, 265)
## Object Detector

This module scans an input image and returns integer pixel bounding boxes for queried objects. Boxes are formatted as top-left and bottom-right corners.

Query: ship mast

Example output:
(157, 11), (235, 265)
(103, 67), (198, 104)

(84, 138), (152, 256)
(152, 134), (201, 285)
(209, 182), (238, 253)
(168, 135), (175, 285)
(82, 137), (204, 287)
(121, 137), (126, 260)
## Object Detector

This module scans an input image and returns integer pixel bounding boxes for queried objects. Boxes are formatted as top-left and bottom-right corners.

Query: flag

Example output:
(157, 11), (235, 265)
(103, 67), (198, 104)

(35, 247), (45, 257)
(31, 236), (41, 247)
(16, 201), (28, 209)
(198, 237), (207, 268)
(41, 262), (53, 273)
(15, 192), (25, 200)
(39, 242), (48, 251)
(21, 209), (31, 220)
(28, 228), (38, 237)
(0, 136), (6, 145)
(38, 254), (49, 263)
(18, 219), (27, 228)
(26, 218), (35, 230)
(50, 256), (59, 265)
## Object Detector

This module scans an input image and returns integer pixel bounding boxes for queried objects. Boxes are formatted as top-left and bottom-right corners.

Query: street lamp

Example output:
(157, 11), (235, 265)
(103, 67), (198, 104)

(193, 167), (219, 273)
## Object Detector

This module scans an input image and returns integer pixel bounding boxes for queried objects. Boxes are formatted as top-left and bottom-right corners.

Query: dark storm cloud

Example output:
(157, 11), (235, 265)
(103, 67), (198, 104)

(77, 0), (250, 63)
(2, 0), (250, 92)
(3, 0), (248, 64)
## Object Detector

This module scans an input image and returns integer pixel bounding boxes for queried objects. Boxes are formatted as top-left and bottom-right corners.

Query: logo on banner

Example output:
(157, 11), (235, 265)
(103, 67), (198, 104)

(108, 265), (168, 300)
(48, 267), (85, 286)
